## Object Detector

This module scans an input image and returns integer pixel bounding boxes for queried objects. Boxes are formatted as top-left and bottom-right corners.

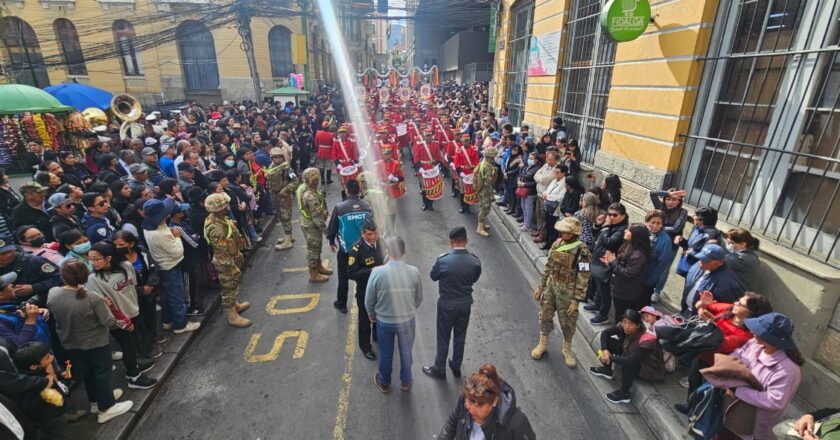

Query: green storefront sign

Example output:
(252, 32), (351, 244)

(600, 0), (651, 42)
(489, 6), (498, 53)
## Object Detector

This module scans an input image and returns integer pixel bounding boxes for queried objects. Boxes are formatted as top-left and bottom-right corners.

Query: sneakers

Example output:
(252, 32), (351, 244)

(137, 360), (155, 375)
(651, 292), (661, 303)
(155, 335), (168, 344)
(583, 303), (599, 312)
(187, 304), (207, 316)
(590, 314), (609, 325)
(605, 390), (632, 404)
(97, 401), (133, 424)
(173, 321), (201, 334)
(678, 375), (690, 389)
(589, 366), (614, 380)
(374, 373), (391, 394)
(142, 347), (164, 359)
(111, 351), (123, 361)
(127, 375), (157, 390)
(400, 378), (413, 392)
(162, 322), (173, 331)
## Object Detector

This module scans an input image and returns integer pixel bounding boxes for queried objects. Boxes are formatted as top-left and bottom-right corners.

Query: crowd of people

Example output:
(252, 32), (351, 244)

(0, 77), (828, 440)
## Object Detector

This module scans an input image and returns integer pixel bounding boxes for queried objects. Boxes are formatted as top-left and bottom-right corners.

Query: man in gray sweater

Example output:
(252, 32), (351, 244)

(365, 236), (423, 394)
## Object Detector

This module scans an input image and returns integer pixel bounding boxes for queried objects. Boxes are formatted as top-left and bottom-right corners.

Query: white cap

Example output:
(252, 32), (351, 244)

(145, 114), (157, 121)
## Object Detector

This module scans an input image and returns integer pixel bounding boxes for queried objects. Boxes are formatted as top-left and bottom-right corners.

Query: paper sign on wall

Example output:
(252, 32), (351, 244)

(527, 31), (561, 77)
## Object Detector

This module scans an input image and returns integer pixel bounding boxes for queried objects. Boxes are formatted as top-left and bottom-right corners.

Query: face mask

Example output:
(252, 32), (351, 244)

(726, 242), (735, 253)
(527, 159), (536, 166)
(29, 236), (45, 248)
(116, 247), (130, 257)
(73, 242), (91, 254)
(224, 159), (235, 167)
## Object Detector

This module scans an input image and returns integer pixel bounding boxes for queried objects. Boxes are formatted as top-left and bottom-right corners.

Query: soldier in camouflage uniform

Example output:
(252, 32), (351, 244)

(297, 167), (332, 283)
(531, 216), (591, 367)
(204, 192), (252, 327)
(473, 146), (498, 237)
(265, 147), (299, 251)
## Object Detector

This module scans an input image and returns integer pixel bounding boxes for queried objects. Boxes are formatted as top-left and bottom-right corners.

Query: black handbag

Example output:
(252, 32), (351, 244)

(542, 200), (559, 214)
(656, 316), (724, 366)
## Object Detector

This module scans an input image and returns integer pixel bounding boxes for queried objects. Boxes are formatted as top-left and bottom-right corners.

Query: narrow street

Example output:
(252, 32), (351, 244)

(129, 172), (630, 439)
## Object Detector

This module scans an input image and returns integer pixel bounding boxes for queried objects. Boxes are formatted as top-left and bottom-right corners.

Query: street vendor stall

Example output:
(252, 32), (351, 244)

(0, 84), (73, 170)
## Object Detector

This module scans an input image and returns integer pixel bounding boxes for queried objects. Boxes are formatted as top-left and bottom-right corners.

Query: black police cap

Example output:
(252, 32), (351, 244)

(448, 226), (467, 241)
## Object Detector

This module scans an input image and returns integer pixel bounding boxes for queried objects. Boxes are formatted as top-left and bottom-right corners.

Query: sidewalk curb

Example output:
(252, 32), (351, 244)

(487, 204), (689, 440)
(96, 214), (279, 440)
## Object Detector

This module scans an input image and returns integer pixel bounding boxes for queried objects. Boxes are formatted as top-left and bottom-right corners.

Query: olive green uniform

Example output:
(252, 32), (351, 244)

(474, 160), (498, 225)
(297, 184), (328, 270)
(537, 239), (591, 341)
(204, 215), (245, 308)
(265, 161), (299, 237)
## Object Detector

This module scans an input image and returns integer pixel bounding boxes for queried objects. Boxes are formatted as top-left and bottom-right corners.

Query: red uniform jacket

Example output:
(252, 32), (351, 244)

(315, 130), (334, 160)
(379, 158), (405, 199)
(413, 140), (441, 168)
(332, 136), (359, 165)
(453, 145), (479, 176)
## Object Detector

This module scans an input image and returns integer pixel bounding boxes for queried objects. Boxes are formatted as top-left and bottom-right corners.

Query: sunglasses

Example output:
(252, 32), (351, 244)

(96, 201), (108, 207)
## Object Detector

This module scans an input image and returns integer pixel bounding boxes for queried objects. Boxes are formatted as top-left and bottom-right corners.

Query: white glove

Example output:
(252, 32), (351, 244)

(289, 172), (297, 180)
(388, 174), (399, 183)
(450, 162), (455, 170)
(336, 164), (344, 172)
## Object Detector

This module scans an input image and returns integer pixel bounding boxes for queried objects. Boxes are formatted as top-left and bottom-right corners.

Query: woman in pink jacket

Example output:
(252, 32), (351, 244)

(721, 312), (803, 440)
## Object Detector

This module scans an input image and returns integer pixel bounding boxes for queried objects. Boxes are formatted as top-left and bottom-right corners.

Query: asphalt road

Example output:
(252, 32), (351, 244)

(128, 166), (632, 440)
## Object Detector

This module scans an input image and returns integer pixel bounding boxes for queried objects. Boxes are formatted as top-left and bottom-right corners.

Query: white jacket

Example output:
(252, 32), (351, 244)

(543, 178), (566, 217)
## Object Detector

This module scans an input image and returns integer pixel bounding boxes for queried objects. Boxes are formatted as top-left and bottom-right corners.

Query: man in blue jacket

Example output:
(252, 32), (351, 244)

(80, 193), (115, 244)
(681, 244), (744, 317)
(327, 179), (372, 313)
(422, 226), (482, 380)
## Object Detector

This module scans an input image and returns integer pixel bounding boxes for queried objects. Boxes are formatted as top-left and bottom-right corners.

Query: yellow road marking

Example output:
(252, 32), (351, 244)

(282, 259), (331, 272)
(243, 331), (309, 362)
(266, 293), (320, 315)
(332, 287), (358, 440)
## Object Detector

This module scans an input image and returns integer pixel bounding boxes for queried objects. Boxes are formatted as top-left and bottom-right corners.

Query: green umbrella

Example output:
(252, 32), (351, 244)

(0, 84), (74, 115)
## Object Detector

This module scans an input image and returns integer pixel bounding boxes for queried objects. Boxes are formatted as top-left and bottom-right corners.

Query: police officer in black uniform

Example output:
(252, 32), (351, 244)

(422, 226), (482, 380)
(346, 218), (384, 360)
(0, 235), (60, 307)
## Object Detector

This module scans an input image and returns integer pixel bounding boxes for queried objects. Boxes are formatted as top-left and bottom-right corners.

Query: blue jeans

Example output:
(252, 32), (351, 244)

(376, 318), (415, 386)
(522, 195), (535, 229)
(159, 266), (188, 329)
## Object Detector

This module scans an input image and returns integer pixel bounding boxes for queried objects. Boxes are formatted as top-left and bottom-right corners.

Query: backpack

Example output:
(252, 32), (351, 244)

(687, 382), (723, 440)
(655, 315), (724, 367)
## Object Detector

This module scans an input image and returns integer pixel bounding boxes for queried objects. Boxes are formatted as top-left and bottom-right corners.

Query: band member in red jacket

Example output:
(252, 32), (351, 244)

(413, 129), (443, 211)
(453, 133), (480, 214)
(315, 121), (335, 184)
(332, 125), (361, 198)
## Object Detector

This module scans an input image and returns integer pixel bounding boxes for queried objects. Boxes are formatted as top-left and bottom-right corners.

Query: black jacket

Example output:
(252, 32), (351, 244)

(610, 248), (650, 303)
(346, 238), (385, 295)
(439, 381), (536, 440)
(518, 164), (539, 196)
(591, 218), (629, 281)
(97, 167), (122, 185)
(51, 213), (82, 242)
(11, 203), (53, 242)
(430, 249), (481, 308)
(560, 187), (584, 216)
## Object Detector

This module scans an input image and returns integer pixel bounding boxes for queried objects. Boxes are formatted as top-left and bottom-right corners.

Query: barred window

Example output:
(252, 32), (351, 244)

(504, 0), (535, 127)
(0, 16), (50, 87)
(113, 20), (143, 76)
(557, 0), (615, 164)
(269, 26), (294, 78)
(682, 0), (840, 265)
(176, 20), (220, 91)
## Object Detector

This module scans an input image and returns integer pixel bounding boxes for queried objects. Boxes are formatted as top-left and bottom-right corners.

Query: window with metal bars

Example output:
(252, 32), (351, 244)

(113, 20), (143, 77)
(681, 0), (840, 266)
(557, 0), (616, 164)
(53, 19), (87, 76)
(505, 0), (535, 127)
(0, 16), (50, 87)
(176, 21), (220, 91)
(269, 26), (295, 78)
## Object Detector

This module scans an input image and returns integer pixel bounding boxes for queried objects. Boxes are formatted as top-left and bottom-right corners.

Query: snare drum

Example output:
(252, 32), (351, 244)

(339, 165), (360, 188)
(461, 173), (478, 205)
(420, 166), (443, 201)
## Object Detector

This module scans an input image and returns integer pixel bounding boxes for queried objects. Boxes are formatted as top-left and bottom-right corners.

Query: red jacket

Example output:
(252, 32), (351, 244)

(413, 140), (441, 165)
(453, 145), (479, 175)
(699, 302), (753, 366)
(315, 130), (334, 159)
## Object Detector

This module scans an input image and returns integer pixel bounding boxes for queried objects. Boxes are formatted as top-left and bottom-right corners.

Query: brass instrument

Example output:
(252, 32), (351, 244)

(81, 107), (108, 128)
(111, 94), (144, 140)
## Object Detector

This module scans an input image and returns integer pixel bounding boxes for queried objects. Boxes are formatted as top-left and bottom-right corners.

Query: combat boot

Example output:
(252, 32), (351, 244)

(235, 301), (251, 313)
(317, 261), (333, 275)
(285, 230), (295, 243)
(309, 268), (329, 283)
(562, 340), (577, 368)
(226, 307), (252, 328)
(275, 238), (293, 251)
(531, 334), (549, 360)
(476, 222), (489, 237)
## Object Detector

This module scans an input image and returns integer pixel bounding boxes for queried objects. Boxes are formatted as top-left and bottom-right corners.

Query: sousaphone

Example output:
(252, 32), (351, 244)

(111, 94), (144, 140)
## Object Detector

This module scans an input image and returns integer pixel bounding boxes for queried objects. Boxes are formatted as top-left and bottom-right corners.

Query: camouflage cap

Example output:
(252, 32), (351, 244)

(302, 167), (320, 183)
(555, 216), (582, 235)
(205, 192), (231, 213)
(482, 147), (498, 158)
(269, 147), (285, 157)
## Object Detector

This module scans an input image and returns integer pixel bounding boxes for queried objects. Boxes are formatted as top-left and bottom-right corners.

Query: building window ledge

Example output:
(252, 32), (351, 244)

(40, 0), (75, 9)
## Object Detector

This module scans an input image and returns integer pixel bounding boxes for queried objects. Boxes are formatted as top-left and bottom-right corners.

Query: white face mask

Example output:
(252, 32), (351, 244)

(527, 159), (536, 166)
(726, 242), (735, 253)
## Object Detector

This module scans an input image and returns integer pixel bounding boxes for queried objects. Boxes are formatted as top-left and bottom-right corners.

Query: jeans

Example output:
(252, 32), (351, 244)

(159, 266), (188, 329)
(66, 345), (115, 411)
(594, 273), (613, 318)
(434, 305), (471, 372)
(654, 246), (680, 293)
(521, 195), (536, 229)
(336, 247), (349, 308)
(376, 318), (416, 386)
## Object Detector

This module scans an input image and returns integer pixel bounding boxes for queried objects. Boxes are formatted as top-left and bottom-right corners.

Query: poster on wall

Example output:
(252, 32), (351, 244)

(527, 31), (562, 76)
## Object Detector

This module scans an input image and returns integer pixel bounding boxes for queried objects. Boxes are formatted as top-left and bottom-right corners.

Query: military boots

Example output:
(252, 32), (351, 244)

(562, 340), (577, 368)
(531, 334), (549, 359)
(226, 307), (252, 328)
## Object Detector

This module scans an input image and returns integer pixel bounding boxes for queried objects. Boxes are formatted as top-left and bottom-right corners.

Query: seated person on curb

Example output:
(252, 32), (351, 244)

(589, 309), (662, 404)
(680, 244), (744, 318)
(775, 408), (840, 440)
(11, 341), (71, 439)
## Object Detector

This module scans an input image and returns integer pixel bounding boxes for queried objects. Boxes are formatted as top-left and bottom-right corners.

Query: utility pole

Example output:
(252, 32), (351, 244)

(299, 0), (311, 91)
(236, 1), (262, 101)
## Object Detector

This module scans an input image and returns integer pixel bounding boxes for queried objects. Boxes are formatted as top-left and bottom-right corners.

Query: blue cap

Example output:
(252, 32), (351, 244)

(178, 203), (190, 212)
(744, 312), (796, 351)
(696, 244), (726, 262)
(0, 234), (15, 253)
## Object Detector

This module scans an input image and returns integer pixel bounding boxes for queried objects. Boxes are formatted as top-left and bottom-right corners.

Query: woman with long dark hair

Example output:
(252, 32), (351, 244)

(603, 174), (622, 205)
(601, 224), (652, 322)
(86, 242), (157, 390)
(585, 203), (630, 324)
(560, 176), (585, 218)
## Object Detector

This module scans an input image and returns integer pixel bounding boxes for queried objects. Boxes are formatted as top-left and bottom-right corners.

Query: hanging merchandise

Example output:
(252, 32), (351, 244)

(289, 74), (298, 88)
(64, 111), (93, 151)
(295, 73), (305, 90)
(433, 66), (439, 87)
(410, 70), (416, 88)
(390, 70), (398, 88)
(33, 114), (51, 148)
(44, 113), (63, 150)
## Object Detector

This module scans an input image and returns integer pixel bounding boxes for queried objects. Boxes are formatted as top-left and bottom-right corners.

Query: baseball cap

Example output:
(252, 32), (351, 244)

(160, 143), (174, 154)
(128, 163), (147, 175)
(141, 147), (157, 157)
(144, 137), (158, 146)
(0, 272), (17, 289)
(19, 182), (47, 195)
(696, 244), (726, 262)
(48, 192), (74, 209)
(159, 135), (175, 146)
